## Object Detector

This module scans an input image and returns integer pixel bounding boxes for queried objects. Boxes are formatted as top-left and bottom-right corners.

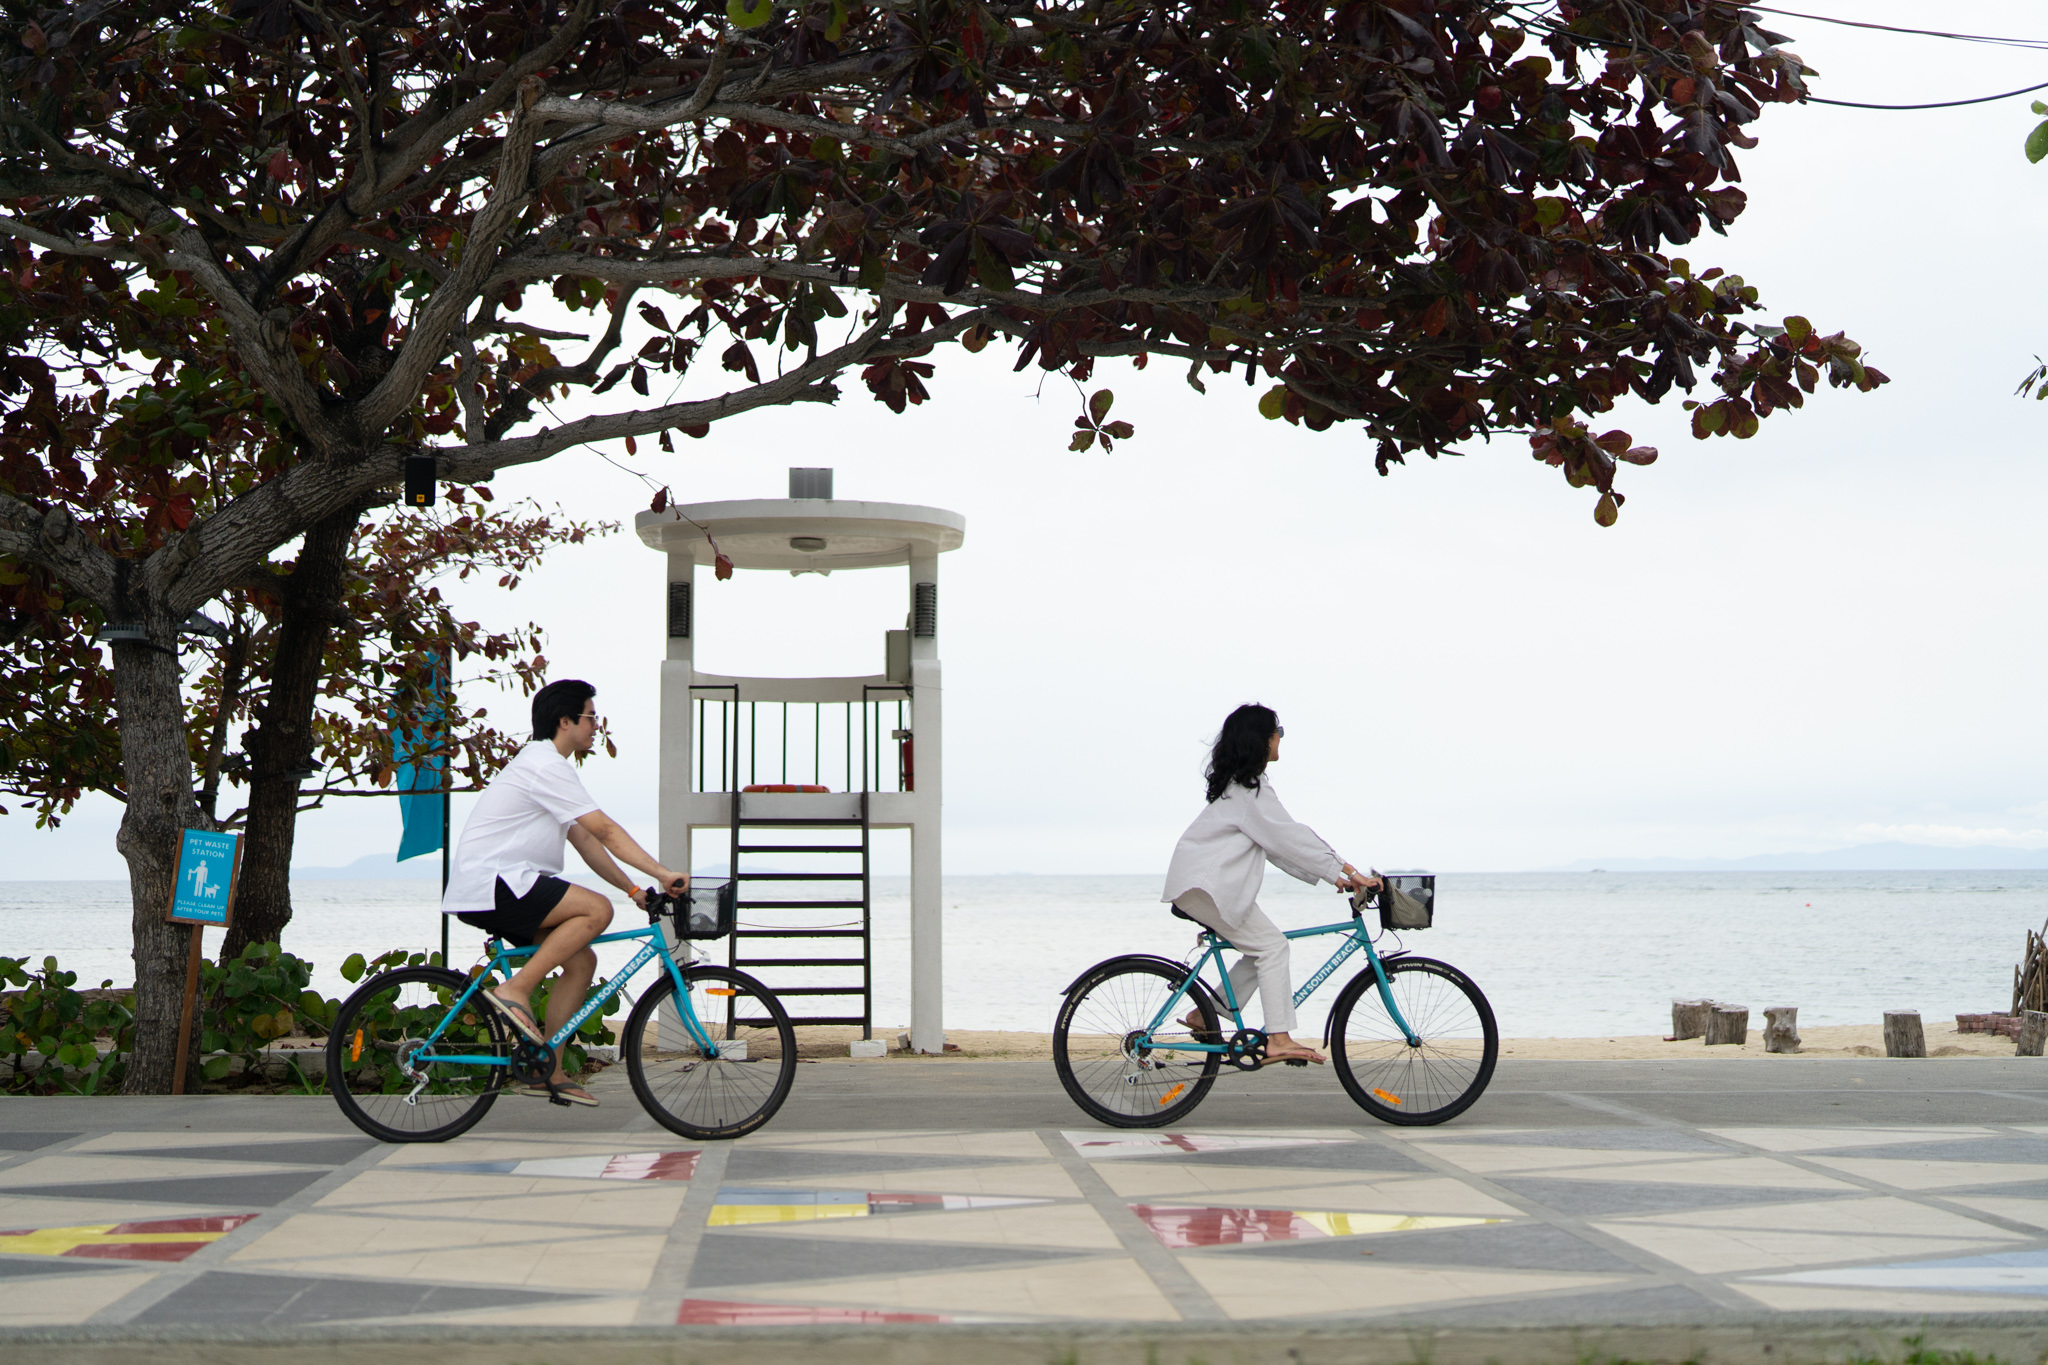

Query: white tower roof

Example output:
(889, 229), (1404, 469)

(634, 500), (965, 572)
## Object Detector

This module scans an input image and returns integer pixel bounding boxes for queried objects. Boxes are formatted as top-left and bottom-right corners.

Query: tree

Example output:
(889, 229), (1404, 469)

(1, 0), (1885, 1089)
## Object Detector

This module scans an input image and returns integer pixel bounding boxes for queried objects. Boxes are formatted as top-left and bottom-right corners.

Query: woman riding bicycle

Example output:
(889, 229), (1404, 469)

(1162, 704), (1377, 1066)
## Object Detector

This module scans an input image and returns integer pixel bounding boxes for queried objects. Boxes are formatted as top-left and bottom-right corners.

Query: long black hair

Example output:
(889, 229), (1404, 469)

(1205, 704), (1278, 802)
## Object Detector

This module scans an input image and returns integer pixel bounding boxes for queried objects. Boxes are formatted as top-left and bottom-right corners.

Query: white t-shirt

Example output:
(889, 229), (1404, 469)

(440, 742), (601, 915)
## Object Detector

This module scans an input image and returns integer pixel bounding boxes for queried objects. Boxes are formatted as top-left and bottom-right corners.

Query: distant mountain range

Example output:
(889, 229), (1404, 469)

(1548, 842), (2048, 872)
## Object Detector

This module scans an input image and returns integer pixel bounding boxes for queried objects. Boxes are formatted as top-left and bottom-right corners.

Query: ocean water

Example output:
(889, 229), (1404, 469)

(4, 871), (2043, 1039)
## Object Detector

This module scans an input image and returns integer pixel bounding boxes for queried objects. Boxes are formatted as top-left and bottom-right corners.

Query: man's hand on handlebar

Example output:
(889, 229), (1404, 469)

(628, 873), (689, 911)
(1336, 865), (1380, 894)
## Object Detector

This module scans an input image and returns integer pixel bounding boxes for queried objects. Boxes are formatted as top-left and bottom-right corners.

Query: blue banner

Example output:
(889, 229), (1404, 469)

(394, 666), (446, 863)
(170, 829), (239, 926)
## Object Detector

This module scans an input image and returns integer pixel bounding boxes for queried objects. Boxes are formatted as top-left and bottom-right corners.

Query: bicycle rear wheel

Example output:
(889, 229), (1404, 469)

(623, 966), (796, 1140)
(327, 966), (508, 1143)
(1053, 958), (1221, 1128)
(1331, 956), (1497, 1126)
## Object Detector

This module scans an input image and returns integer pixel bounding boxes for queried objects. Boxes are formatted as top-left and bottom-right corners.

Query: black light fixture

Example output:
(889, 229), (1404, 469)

(93, 622), (149, 644)
(405, 455), (438, 508)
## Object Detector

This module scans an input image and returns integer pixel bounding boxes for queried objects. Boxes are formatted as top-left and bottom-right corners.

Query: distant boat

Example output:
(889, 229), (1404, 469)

(1590, 868), (1606, 874)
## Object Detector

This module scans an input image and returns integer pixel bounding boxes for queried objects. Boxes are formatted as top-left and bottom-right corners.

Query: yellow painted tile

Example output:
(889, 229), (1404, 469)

(1801, 1156), (2048, 1192)
(1732, 1282), (2048, 1313)
(0, 1196), (218, 1228)
(1181, 1255), (1628, 1321)
(709, 1203), (868, 1226)
(730, 1202), (1122, 1250)
(750, 1254), (1180, 1321)
(0, 1270), (156, 1325)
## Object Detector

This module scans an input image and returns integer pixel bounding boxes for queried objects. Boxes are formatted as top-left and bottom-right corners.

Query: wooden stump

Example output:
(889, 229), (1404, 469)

(1883, 1010), (1927, 1058)
(2020, 1011), (2048, 1057)
(1671, 999), (1713, 1041)
(1763, 1006), (1801, 1054)
(1705, 1005), (1749, 1046)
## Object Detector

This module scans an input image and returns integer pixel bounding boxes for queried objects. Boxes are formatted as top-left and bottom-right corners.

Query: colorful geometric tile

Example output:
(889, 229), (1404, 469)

(0, 1214), (256, 1262)
(1129, 1204), (1500, 1248)
(412, 1151), (698, 1182)
(1753, 1247), (2048, 1297)
(677, 1298), (950, 1325)
(707, 1188), (1049, 1227)
(1065, 1132), (1353, 1160)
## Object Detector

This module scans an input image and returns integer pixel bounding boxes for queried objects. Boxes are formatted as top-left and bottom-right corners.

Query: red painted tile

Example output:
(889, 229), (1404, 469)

(601, 1151), (698, 1181)
(676, 1299), (950, 1325)
(1129, 1205), (1321, 1248)
(65, 1241), (214, 1262)
(104, 1215), (256, 1236)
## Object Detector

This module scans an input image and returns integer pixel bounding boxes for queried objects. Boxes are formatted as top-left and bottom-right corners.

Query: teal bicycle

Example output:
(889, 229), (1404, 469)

(327, 884), (797, 1143)
(1052, 875), (1497, 1127)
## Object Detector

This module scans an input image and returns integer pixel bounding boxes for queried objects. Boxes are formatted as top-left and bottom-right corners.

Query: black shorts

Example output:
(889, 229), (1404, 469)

(456, 875), (571, 947)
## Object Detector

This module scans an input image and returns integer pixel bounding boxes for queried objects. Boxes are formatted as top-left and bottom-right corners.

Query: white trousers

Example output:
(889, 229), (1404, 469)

(1172, 889), (1297, 1034)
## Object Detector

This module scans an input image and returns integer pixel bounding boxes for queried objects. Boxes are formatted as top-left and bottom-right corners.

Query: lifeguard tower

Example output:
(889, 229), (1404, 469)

(635, 469), (965, 1055)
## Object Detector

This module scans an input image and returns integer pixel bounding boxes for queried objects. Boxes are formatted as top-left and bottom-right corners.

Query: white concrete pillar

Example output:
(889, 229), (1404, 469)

(907, 553), (943, 1054)
(658, 554), (696, 979)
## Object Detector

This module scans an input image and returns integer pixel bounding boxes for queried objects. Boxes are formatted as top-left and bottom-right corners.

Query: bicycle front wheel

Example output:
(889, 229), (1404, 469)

(623, 966), (796, 1140)
(1331, 956), (1497, 1126)
(1054, 959), (1221, 1128)
(327, 966), (508, 1143)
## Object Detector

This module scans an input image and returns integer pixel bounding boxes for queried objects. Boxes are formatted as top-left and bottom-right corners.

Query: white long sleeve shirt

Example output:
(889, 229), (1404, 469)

(1161, 778), (1347, 925)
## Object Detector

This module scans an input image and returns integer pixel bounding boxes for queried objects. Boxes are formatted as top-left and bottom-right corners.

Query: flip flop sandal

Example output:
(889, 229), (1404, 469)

(512, 1079), (598, 1106)
(539, 1079), (598, 1108)
(480, 991), (547, 1046)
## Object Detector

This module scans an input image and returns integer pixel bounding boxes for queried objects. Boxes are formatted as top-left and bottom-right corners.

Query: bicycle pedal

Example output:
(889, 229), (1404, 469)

(548, 1093), (572, 1108)
(1283, 1058), (1308, 1068)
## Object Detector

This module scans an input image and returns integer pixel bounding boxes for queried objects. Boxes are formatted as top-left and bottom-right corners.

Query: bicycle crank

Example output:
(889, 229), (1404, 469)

(1223, 1029), (1267, 1070)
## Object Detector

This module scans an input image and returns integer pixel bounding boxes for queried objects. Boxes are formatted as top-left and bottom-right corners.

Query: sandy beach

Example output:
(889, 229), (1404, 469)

(790, 1021), (2026, 1061)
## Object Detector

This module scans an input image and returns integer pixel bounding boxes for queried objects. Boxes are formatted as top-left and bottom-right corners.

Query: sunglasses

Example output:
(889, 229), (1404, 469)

(1275, 726), (1285, 738)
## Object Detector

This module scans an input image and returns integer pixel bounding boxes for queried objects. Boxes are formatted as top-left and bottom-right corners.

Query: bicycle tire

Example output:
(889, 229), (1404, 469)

(1053, 958), (1222, 1128)
(623, 966), (797, 1140)
(327, 965), (507, 1143)
(1330, 956), (1497, 1126)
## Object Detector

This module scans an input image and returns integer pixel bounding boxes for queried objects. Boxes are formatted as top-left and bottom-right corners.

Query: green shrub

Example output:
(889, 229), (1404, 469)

(0, 956), (133, 1095)
(199, 940), (340, 1084)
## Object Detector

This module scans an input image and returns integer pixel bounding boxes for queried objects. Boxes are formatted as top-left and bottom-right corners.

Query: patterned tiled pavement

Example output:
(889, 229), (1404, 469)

(5, 1059), (2048, 1332)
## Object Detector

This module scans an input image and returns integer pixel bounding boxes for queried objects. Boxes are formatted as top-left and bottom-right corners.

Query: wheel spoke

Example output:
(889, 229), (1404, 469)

(1054, 962), (1219, 1127)
(627, 970), (795, 1139)
(1335, 960), (1496, 1125)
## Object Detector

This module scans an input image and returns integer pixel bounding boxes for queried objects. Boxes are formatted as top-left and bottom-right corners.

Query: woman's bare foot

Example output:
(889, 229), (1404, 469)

(1263, 1032), (1325, 1065)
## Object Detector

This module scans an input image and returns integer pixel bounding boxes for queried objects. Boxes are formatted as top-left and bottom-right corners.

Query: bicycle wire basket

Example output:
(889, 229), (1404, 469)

(675, 879), (738, 940)
(1373, 871), (1435, 930)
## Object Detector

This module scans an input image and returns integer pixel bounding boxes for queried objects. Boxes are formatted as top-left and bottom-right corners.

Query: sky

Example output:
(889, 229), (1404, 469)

(10, 2), (2048, 878)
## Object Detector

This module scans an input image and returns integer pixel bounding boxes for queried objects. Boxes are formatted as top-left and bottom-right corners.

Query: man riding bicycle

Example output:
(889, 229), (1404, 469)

(441, 678), (686, 1106)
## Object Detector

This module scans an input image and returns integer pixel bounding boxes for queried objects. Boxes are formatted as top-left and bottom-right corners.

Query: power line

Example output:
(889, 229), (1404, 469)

(1807, 78), (2048, 111)
(1745, 7), (2048, 52)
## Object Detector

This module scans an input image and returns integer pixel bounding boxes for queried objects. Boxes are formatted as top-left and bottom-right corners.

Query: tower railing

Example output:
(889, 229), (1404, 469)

(690, 684), (913, 794)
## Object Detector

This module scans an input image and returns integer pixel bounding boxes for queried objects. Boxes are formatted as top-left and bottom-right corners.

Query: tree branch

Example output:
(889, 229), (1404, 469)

(0, 496), (120, 610)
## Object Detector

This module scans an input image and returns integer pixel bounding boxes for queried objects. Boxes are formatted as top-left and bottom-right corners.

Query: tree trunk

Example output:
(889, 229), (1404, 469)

(1763, 1006), (1800, 1054)
(1671, 999), (1712, 1040)
(1883, 1009), (1927, 1058)
(223, 504), (361, 963)
(2019, 1011), (2048, 1058)
(111, 631), (208, 1095)
(1704, 1005), (1749, 1045)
